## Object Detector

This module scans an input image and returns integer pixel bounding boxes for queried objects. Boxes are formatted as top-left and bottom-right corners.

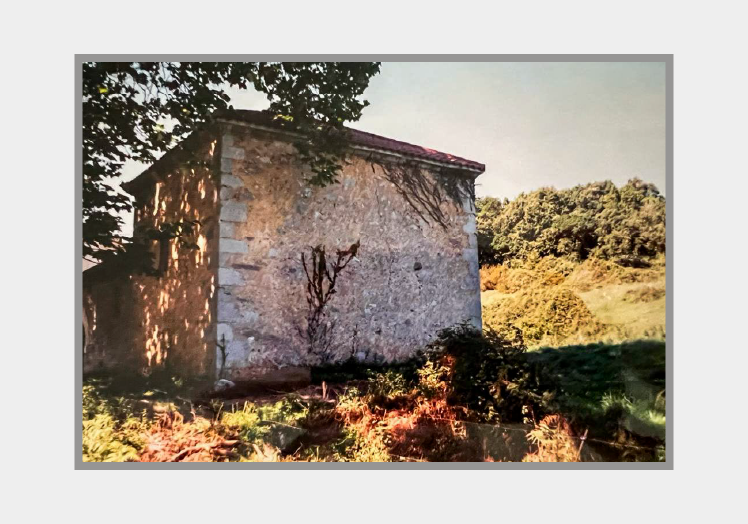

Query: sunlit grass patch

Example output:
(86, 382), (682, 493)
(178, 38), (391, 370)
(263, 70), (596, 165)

(82, 384), (150, 462)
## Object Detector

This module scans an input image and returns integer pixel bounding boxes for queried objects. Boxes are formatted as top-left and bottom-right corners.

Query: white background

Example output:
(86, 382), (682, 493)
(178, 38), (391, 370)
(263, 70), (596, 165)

(1, 0), (746, 521)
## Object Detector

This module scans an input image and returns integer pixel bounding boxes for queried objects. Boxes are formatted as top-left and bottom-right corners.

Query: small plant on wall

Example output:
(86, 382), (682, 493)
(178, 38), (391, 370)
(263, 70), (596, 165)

(301, 241), (360, 364)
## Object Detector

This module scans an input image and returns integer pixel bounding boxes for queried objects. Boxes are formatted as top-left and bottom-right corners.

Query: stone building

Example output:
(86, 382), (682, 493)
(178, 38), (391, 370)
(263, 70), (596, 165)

(83, 110), (484, 383)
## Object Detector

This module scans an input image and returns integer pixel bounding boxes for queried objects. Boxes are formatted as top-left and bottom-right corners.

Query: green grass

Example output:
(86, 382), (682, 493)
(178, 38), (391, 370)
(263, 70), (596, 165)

(82, 383), (151, 462)
(527, 340), (666, 456)
(579, 282), (666, 342)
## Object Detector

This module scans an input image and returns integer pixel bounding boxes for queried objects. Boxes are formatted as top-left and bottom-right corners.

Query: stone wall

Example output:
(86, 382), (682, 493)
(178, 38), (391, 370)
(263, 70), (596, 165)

(215, 125), (481, 379)
(83, 122), (483, 381)
(83, 273), (137, 372)
(83, 135), (220, 377)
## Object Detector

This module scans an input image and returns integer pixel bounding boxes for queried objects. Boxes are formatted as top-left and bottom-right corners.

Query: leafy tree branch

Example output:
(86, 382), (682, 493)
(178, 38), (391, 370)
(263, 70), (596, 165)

(82, 62), (380, 262)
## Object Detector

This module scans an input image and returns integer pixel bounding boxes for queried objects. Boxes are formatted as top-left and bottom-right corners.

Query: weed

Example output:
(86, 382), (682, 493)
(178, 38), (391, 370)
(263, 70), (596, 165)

(220, 396), (310, 454)
(82, 384), (149, 462)
(366, 370), (409, 399)
(522, 415), (581, 462)
(423, 323), (540, 423)
(334, 425), (392, 462)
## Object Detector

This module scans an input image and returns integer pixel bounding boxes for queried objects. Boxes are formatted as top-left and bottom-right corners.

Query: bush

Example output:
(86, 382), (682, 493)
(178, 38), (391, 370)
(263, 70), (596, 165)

(482, 286), (604, 347)
(423, 323), (543, 423)
(366, 370), (409, 399)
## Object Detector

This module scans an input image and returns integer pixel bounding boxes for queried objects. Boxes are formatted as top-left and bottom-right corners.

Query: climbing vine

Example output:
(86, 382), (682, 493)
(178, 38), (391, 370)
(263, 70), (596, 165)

(374, 160), (473, 229)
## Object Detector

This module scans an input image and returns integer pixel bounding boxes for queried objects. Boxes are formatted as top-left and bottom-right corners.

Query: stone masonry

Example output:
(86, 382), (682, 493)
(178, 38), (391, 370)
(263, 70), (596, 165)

(83, 111), (485, 383)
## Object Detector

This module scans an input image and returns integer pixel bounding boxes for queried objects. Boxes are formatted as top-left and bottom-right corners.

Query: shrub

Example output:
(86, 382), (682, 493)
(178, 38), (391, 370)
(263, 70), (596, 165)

(482, 286), (604, 348)
(522, 414), (581, 462)
(423, 323), (542, 423)
(366, 370), (409, 399)
(476, 179), (665, 265)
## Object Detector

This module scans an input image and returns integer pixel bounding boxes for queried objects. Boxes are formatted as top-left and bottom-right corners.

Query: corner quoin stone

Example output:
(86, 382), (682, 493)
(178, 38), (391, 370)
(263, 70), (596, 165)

(221, 174), (245, 188)
(220, 222), (235, 238)
(218, 267), (244, 286)
(222, 146), (246, 160)
(221, 202), (248, 222)
(220, 238), (248, 254)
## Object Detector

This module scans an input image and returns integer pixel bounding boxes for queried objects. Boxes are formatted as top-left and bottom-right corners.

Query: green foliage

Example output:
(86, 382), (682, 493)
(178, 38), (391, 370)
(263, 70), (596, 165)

(528, 340), (666, 448)
(416, 359), (450, 399)
(424, 323), (541, 422)
(601, 392), (666, 439)
(82, 414), (146, 462)
(476, 179), (666, 265)
(83, 62), (380, 261)
(335, 386), (367, 413)
(333, 426), (392, 462)
(82, 384), (149, 462)
(365, 370), (409, 399)
(220, 396), (310, 450)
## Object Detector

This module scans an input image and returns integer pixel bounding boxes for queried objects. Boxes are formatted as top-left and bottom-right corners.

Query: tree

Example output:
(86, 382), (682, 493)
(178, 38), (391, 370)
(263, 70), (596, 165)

(82, 62), (381, 262)
(475, 179), (666, 265)
(475, 196), (506, 264)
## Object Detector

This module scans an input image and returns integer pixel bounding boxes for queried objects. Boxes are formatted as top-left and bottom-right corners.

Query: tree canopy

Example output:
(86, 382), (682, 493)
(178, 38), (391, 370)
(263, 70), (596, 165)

(82, 62), (381, 261)
(476, 179), (666, 266)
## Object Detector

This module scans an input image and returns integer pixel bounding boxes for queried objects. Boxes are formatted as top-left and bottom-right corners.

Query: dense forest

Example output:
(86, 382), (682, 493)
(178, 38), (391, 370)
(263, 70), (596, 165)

(476, 178), (666, 266)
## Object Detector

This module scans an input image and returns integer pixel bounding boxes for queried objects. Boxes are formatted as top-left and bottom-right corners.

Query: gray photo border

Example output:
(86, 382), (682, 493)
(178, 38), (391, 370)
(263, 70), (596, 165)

(75, 54), (673, 470)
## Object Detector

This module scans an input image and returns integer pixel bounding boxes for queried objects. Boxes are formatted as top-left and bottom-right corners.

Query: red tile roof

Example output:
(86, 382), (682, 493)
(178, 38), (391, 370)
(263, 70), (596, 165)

(218, 109), (485, 173)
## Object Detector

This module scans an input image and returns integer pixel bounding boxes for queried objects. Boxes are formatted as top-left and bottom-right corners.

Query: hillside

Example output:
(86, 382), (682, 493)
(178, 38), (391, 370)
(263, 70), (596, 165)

(481, 255), (666, 348)
(477, 179), (666, 349)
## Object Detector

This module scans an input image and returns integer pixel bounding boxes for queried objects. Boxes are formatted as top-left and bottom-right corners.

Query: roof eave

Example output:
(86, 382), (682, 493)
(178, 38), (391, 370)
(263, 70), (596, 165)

(215, 117), (485, 176)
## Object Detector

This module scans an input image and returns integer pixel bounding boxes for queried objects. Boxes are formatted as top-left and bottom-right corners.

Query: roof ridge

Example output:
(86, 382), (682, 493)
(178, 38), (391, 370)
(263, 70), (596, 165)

(220, 109), (485, 173)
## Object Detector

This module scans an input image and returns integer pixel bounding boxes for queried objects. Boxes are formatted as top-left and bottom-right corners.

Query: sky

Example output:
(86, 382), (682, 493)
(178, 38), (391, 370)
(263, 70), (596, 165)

(119, 62), (666, 233)
(226, 61), (667, 199)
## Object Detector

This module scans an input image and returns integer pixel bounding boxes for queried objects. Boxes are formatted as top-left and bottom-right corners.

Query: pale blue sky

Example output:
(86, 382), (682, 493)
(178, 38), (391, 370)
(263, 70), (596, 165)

(227, 61), (666, 199)
(120, 62), (666, 232)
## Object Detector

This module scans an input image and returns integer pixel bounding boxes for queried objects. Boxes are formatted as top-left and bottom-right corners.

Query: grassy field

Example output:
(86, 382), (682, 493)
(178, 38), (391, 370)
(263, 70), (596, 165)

(481, 256), (666, 348)
(528, 340), (665, 456)
(480, 256), (667, 460)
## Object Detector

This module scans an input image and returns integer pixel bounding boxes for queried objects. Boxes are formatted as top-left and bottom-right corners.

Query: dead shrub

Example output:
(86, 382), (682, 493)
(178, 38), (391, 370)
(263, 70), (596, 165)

(140, 411), (239, 462)
(522, 414), (581, 462)
(481, 265), (538, 293)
